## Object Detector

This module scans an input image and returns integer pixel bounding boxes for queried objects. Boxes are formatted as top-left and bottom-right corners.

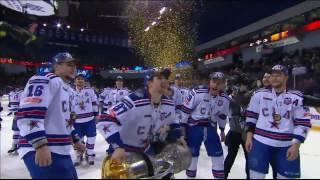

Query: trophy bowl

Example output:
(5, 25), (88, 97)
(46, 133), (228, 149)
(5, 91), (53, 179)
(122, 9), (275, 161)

(101, 143), (191, 179)
(101, 152), (154, 179)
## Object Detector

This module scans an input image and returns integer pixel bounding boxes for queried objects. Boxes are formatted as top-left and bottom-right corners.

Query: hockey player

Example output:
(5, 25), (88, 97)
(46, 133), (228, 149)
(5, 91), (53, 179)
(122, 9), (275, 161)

(101, 76), (129, 114)
(97, 70), (186, 161)
(16, 52), (85, 179)
(73, 74), (99, 166)
(245, 65), (311, 179)
(180, 72), (229, 179)
(8, 86), (23, 154)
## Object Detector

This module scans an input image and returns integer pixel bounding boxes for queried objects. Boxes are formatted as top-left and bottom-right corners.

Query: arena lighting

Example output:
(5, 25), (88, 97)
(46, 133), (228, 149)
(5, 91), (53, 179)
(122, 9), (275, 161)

(67, 25), (71, 29)
(80, 28), (84, 32)
(43, 23), (47, 27)
(303, 20), (320, 32)
(83, 65), (94, 70)
(56, 23), (61, 28)
(159, 7), (167, 15)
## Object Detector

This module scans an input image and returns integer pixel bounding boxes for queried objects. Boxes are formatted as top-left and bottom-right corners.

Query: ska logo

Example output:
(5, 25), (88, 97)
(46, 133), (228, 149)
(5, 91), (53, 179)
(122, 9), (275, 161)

(284, 97), (292, 105)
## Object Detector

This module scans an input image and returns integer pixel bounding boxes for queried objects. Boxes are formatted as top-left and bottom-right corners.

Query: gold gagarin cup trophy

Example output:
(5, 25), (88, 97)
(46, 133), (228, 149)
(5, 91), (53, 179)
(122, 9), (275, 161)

(101, 143), (192, 179)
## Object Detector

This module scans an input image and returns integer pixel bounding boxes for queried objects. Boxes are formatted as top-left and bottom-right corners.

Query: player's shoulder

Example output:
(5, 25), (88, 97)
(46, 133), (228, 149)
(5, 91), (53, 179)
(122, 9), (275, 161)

(193, 85), (209, 94)
(254, 87), (272, 95)
(84, 87), (95, 93)
(161, 96), (175, 107)
(128, 88), (146, 101)
(220, 93), (232, 102)
(287, 89), (303, 98)
(126, 88), (150, 107)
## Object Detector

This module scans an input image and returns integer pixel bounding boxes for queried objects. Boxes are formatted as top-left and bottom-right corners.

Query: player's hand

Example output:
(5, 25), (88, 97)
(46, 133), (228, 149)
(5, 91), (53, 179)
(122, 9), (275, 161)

(111, 148), (126, 162)
(177, 136), (187, 148)
(220, 131), (226, 142)
(35, 145), (52, 167)
(287, 143), (300, 161)
(245, 132), (253, 153)
(73, 141), (86, 154)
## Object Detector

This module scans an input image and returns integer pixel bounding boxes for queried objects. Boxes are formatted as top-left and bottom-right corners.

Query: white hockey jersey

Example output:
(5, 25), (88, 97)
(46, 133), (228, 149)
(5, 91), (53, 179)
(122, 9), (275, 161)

(8, 90), (23, 112)
(99, 87), (112, 103)
(180, 87), (190, 100)
(180, 86), (212, 126)
(97, 89), (181, 152)
(169, 86), (184, 109)
(102, 88), (130, 114)
(210, 93), (231, 130)
(73, 87), (99, 123)
(246, 88), (311, 147)
(17, 73), (76, 158)
(180, 86), (230, 129)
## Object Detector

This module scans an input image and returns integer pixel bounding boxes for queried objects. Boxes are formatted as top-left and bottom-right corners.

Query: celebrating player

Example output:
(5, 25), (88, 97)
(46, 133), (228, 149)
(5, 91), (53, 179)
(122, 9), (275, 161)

(245, 65), (311, 179)
(16, 52), (85, 179)
(97, 70), (186, 161)
(101, 76), (129, 114)
(73, 74), (99, 166)
(180, 72), (229, 179)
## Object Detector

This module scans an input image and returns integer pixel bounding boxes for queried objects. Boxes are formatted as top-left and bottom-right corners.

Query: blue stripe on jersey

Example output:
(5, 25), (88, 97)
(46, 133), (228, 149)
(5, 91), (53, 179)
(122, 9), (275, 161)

(255, 128), (293, 141)
(76, 112), (94, 119)
(294, 118), (311, 127)
(9, 102), (19, 105)
(246, 110), (259, 119)
(18, 107), (48, 112)
(220, 95), (231, 101)
(24, 131), (46, 142)
(293, 134), (305, 143)
(29, 79), (50, 84)
(49, 75), (59, 79)
(19, 142), (72, 148)
(135, 103), (151, 107)
(288, 92), (303, 98)
(162, 102), (174, 106)
(121, 99), (134, 109)
(180, 106), (192, 114)
(16, 115), (45, 121)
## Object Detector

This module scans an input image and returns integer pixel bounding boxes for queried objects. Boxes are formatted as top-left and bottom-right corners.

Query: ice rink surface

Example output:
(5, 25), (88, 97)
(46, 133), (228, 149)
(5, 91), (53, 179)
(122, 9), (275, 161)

(1, 98), (319, 179)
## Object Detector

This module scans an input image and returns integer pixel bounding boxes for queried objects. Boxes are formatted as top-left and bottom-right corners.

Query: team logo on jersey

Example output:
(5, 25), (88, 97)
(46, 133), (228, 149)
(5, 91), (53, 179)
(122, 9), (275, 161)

(85, 92), (89, 97)
(79, 101), (86, 110)
(271, 113), (281, 129)
(284, 98), (292, 105)
(218, 100), (223, 106)
(120, 92), (123, 95)
(28, 120), (40, 130)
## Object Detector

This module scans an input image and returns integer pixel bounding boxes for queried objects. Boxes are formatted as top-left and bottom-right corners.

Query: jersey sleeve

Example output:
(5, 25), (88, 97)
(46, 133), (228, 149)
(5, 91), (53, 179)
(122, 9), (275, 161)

(90, 89), (99, 116)
(16, 76), (60, 149)
(179, 89), (197, 126)
(292, 97), (311, 143)
(97, 96), (134, 149)
(246, 92), (261, 132)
